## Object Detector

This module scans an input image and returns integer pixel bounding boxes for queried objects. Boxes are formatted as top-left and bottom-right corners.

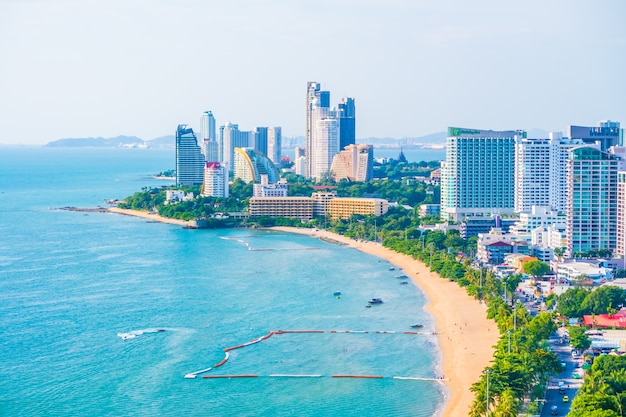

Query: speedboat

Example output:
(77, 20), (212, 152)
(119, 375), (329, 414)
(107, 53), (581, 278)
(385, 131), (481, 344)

(410, 323), (424, 328)
(368, 298), (383, 304)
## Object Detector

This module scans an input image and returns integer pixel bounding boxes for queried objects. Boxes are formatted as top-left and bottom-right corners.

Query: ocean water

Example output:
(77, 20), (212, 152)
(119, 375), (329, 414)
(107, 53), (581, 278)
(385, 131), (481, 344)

(0, 147), (444, 416)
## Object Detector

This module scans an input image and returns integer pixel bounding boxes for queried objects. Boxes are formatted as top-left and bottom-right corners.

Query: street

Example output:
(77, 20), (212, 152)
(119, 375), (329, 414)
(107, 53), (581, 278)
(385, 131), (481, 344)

(539, 328), (583, 417)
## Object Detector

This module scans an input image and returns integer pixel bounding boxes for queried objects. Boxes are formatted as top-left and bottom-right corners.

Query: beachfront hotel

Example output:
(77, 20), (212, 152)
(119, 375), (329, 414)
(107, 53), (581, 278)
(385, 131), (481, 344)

(328, 197), (388, 220)
(233, 147), (280, 184)
(330, 144), (374, 182)
(566, 145), (621, 257)
(175, 124), (205, 187)
(514, 133), (583, 213)
(440, 127), (525, 222)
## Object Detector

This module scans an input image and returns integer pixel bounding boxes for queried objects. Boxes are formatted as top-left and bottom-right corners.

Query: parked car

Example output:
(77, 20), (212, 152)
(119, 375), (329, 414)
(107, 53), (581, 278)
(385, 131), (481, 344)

(563, 395), (569, 403)
(551, 405), (558, 415)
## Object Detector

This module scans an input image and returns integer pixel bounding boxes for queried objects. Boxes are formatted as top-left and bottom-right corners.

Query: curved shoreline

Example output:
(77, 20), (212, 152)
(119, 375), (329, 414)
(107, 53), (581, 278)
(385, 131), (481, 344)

(270, 226), (499, 417)
(101, 207), (498, 416)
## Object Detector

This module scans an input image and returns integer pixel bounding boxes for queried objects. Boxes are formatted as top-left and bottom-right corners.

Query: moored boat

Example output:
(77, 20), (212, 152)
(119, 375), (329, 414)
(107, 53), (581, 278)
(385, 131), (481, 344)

(368, 298), (383, 304)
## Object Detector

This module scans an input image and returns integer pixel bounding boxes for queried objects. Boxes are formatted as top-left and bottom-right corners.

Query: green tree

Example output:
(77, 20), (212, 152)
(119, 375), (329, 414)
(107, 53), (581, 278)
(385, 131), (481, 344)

(568, 326), (591, 351)
(522, 260), (551, 282)
(557, 288), (590, 318)
(581, 286), (626, 315)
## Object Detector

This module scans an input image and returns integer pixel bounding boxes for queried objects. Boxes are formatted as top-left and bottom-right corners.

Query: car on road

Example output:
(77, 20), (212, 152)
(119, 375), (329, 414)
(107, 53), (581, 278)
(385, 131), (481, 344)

(563, 395), (569, 403)
(551, 405), (558, 415)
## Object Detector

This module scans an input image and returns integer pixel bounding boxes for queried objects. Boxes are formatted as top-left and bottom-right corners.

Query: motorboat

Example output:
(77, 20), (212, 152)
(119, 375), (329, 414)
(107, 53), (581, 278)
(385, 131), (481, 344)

(368, 298), (383, 304)
(410, 323), (424, 328)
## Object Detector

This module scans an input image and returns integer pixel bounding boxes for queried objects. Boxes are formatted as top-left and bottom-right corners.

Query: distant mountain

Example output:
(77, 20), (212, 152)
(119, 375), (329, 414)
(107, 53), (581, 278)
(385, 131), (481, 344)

(45, 135), (175, 148)
(358, 131), (446, 147)
(526, 128), (550, 138)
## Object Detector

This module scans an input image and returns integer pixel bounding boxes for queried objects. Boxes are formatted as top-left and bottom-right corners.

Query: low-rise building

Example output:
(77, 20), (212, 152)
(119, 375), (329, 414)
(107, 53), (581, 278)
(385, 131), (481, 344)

(329, 197), (388, 220)
(248, 197), (313, 220)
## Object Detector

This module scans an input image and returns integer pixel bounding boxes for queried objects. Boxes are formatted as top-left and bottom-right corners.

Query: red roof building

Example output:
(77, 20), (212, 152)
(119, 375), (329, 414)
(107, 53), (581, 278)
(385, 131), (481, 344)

(583, 309), (626, 328)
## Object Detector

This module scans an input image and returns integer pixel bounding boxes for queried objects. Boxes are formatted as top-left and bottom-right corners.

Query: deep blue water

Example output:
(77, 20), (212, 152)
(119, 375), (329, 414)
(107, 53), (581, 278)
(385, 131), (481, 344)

(0, 147), (444, 416)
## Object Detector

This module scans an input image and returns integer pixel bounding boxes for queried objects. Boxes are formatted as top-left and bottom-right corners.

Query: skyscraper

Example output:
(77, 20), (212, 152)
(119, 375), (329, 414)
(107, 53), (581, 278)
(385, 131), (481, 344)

(566, 145), (620, 256)
(441, 127), (525, 222)
(306, 82), (329, 178)
(202, 162), (228, 198)
(311, 117), (339, 180)
(220, 122), (251, 172)
(175, 124), (205, 187)
(255, 127), (268, 156)
(200, 110), (218, 162)
(568, 120), (623, 151)
(233, 147), (280, 184)
(338, 97), (356, 150)
(514, 133), (583, 213)
(267, 127), (282, 165)
(330, 144), (374, 182)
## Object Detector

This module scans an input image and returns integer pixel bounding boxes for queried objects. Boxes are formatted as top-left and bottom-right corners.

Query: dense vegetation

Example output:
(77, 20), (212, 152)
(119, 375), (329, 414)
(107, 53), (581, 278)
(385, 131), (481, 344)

(555, 286), (626, 319)
(568, 355), (626, 417)
(382, 233), (561, 417)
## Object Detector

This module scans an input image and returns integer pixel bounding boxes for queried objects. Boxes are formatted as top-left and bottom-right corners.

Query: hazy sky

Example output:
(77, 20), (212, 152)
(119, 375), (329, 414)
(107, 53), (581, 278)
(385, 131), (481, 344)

(1, 0), (625, 144)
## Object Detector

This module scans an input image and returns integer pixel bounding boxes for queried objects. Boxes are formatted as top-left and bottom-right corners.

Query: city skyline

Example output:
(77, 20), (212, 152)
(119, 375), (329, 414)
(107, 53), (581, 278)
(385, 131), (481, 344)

(1, 1), (625, 145)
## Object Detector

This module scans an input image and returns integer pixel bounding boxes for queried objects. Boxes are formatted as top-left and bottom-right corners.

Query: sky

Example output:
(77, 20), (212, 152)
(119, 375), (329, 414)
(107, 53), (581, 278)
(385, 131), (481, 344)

(1, 0), (625, 145)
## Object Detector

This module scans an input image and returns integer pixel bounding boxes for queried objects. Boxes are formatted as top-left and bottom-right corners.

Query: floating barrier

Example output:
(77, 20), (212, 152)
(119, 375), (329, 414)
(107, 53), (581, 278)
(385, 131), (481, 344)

(269, 374), (322, 378)
(393, 376), (448, 382)
(185, 328), (430, 379)
(202, 374), (258, 379)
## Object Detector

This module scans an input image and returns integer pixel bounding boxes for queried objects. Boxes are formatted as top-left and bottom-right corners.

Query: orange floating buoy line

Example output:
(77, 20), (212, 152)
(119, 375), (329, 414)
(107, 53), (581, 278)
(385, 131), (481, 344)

(184, 328), (430, 379)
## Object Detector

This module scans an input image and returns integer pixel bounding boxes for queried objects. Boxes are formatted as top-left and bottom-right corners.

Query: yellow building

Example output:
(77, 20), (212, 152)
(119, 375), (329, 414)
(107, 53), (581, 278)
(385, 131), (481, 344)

(329, 198), (388, 220)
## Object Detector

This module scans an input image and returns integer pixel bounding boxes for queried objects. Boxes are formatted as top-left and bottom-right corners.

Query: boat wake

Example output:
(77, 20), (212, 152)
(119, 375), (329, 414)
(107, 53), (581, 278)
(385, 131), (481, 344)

(117, 328), (167, 341)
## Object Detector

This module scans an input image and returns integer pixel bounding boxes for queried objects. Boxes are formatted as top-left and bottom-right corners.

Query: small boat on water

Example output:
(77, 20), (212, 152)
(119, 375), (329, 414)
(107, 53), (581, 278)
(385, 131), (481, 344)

(410, 323), (424, 328)
(389, 267), (395, 271)
(400, 281), (409, 285)
(396, 275), (408, 279)
(333, 291), (341, 297)
(368, 298), (383, 304)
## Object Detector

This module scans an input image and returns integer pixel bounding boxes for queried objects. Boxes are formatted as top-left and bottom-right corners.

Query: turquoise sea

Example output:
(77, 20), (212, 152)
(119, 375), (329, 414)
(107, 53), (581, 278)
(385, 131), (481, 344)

(0, 147), (444, 416)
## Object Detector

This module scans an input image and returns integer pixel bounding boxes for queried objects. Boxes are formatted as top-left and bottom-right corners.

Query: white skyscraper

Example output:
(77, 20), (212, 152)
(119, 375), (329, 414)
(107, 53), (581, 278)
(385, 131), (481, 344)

(514, 133), (583, 213)
(202, 162), (228, 198)
(220, 123), (251, 172)
(200, 111), (218, 162)
(312, 117), (339, 180)
(267, 126), (282, 165)
(441, 127), (524, 222)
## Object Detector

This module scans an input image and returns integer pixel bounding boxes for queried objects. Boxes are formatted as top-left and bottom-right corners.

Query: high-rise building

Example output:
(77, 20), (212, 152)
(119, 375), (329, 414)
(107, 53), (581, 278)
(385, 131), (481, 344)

(514, 133), (583, 213)
(330, 144), (374, 182)
(220, 123), (251, 172)
(175, 124), (205, 187)
(233, 147), (280, 184)
(255, 127), (268, 156)
(306, 81), (331, 178)
(338, 97), (356, 150)
(202, 162), (228, 198)
(311, 117), (339, 180)
(568, 120), (623, 151)
(200, 111), (218, 162)
(267, 127), (282, 165)
(566, 145), (620, 256)
(441, 127), (525, 222)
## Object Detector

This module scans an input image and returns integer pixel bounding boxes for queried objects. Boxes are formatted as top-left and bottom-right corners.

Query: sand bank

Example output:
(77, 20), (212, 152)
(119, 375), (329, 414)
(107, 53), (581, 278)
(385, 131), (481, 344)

(271, 226), (499, 417)
(107, 207), (194, 227)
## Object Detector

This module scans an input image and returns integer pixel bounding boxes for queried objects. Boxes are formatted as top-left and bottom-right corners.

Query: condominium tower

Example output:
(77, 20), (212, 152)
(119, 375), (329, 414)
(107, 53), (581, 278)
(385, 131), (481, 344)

(441, 127), (525, 222)
(201, 110), (218, 162)
(305, 81), (355, 180)
(175, 124), (205, 187)
(202, 162), (228, 198)
(514, 133), (583, 213)
(566, 145), (620, 256)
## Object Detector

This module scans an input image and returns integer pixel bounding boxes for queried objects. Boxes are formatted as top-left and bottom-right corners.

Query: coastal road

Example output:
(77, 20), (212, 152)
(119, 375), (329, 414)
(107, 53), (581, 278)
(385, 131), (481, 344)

(540, 328), (583, 417)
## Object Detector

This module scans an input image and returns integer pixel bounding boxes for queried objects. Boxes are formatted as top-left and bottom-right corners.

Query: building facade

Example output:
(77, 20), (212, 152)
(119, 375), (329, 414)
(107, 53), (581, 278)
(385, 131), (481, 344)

(200, 110), (218, 162)
(568, 120), (623, 152)
(220, 123), (252, 172)
(233, 147), (280, 184)
(514, 133), (582, 213)
(175, 124), (205, 187)
(202, 162), (228, 198)
(338, 97), (356, 150)
(330, 144), (374, 182)
(267, 127), (282, 165)
(566, 146), (619, 256)
(329, 198), (388, 220)
(441, 127), (525, 221)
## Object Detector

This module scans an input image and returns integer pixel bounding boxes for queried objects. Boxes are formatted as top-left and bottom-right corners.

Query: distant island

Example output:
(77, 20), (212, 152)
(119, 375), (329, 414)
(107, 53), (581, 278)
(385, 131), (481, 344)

(44, 132), (450, 149)
(45, 135), (175, 148)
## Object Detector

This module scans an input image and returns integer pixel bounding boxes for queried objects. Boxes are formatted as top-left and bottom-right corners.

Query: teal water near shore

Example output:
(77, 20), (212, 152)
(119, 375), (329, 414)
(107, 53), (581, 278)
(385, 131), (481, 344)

(0, 147), (444, 416)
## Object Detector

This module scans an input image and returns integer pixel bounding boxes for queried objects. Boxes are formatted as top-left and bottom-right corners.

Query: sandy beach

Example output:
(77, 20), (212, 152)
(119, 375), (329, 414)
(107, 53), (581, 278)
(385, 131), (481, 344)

(107, 207), (195, 227)
(104, 207), (498, 415)
(271, 226), (499, 417)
